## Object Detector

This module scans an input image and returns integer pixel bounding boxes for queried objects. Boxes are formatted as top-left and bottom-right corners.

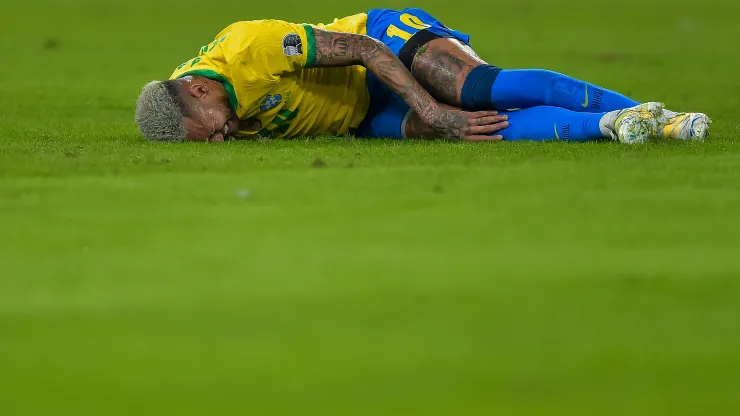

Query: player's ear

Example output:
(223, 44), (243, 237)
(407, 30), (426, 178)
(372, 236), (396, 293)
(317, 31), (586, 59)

(187, 82), (209, 99)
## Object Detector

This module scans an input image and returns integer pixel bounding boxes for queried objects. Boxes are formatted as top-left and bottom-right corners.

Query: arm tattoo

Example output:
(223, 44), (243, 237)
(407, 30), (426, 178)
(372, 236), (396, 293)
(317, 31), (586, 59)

(312, 28), (469, 138)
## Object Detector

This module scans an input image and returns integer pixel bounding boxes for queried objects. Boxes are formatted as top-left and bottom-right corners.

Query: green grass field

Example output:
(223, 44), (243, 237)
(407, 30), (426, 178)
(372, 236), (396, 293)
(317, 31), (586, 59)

(2, 0), (740, 414)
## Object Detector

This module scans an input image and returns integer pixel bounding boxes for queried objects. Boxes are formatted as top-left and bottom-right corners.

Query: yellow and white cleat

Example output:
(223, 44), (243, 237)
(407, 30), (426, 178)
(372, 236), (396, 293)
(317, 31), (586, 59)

(661, 110), (712, 141)
(610, 102), (666, 144)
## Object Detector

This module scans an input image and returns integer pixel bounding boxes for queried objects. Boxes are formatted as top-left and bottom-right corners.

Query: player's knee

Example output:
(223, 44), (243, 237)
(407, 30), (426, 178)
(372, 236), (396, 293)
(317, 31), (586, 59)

(460, 64), (502, 110)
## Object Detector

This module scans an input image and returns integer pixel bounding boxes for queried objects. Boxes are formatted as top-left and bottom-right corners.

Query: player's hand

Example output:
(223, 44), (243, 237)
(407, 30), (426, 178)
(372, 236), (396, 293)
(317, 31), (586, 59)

(425, 109), (508, 141)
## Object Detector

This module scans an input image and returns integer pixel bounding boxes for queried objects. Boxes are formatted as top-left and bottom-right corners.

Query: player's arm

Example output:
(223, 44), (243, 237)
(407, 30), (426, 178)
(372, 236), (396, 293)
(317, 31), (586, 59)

(310, 28), (506, 141)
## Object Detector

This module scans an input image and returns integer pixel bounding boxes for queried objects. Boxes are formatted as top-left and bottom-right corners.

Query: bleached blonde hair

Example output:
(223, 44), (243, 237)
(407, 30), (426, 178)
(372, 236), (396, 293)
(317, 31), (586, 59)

(135, 80), (188, 141)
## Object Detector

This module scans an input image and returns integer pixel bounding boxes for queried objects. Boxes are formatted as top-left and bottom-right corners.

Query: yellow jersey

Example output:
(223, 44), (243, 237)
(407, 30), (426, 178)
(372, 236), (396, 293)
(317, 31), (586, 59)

(169, 14), (370, 138)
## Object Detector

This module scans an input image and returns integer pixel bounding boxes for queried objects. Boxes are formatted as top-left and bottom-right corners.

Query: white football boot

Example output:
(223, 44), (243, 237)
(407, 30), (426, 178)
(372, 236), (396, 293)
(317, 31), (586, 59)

(604, 102), (666, 144)
(661, 110), (712, 141)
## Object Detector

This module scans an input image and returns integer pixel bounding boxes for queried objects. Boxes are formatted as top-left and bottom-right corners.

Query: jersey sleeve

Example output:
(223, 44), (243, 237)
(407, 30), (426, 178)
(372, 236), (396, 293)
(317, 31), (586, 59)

(226, 20), (317, 81)
(169, 30), (234, 81)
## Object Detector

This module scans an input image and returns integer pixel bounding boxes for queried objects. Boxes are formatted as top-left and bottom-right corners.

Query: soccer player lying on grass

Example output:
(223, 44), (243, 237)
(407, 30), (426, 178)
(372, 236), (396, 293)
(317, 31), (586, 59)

(135, 8), (711, 144)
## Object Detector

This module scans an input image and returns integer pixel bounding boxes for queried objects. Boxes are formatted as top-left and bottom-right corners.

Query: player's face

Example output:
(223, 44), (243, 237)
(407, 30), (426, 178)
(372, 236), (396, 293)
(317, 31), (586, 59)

(183, 92), (239, 142)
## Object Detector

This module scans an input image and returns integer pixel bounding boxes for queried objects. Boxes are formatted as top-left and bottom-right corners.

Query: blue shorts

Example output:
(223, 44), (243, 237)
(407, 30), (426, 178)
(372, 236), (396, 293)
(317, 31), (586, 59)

(355, 8), (471, 139)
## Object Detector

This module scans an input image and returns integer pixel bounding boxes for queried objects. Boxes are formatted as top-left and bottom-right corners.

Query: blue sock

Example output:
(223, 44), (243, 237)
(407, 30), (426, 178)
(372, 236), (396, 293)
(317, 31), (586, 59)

(491, 69), (640, 112)
(497, 106), (606, 142)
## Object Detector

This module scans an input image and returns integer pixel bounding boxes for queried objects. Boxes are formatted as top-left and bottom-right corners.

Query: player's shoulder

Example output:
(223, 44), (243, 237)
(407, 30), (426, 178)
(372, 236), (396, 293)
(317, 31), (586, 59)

(223, 19), (302, 33)
(217, 19), (309, 49)
(317, 13), (368, 34)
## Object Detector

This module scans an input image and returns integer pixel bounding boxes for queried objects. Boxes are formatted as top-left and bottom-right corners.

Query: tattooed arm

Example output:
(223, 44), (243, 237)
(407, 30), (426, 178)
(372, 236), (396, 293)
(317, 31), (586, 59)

(311, 28), (506, 140)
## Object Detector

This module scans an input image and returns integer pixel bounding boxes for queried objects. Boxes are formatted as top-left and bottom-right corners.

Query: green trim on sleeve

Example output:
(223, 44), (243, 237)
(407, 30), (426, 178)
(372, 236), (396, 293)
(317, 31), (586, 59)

(302, 24), (317, 68)
(177, 69), (239, 112)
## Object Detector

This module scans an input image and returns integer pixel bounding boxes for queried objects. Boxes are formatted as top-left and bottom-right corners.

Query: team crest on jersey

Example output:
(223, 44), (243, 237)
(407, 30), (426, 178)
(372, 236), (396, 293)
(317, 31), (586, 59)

(282, 33), (303, 56)
(260, 94), (283, 111)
